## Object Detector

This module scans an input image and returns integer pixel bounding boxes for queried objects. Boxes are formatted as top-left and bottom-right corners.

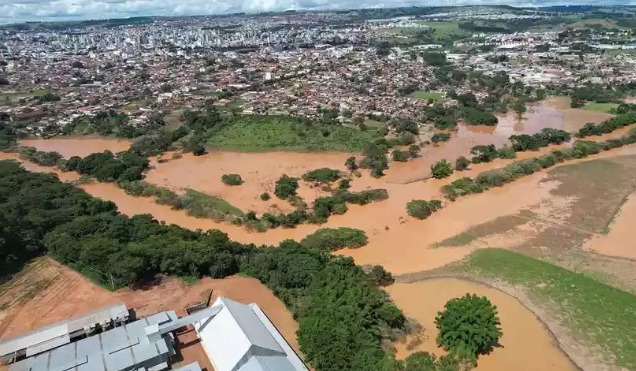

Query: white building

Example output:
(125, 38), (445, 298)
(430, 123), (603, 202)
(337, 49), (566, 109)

(194, 297), (307, 371)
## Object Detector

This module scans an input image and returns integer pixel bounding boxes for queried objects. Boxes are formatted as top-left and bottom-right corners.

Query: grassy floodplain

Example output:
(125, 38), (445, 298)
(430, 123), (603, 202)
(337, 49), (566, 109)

(461, 248), (636, 370)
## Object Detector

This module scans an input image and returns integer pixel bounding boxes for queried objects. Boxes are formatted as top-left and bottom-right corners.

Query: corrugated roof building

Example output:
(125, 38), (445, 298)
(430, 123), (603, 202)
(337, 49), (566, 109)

(7, 310), (178, 371)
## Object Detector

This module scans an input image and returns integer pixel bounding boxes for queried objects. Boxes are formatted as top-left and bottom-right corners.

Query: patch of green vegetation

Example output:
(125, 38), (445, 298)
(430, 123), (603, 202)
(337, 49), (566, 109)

(181, 189), (244, 219)
(462, 248), (636, 370)
(207, 115), (381, 152)
(436, 232), (477, 247)
(583, 102), (619, 113)
(409, 90), (443, 101)
(300, 227), (368, 251)
(416, 20), (465, 37)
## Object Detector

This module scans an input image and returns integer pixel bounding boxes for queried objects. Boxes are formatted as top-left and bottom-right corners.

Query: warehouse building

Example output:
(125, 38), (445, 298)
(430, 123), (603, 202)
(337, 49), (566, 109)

(0, 297), (307, 371)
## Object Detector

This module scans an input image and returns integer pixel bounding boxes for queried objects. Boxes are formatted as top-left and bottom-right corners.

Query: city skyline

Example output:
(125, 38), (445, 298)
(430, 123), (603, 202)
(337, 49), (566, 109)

(1, 0), (634, 24)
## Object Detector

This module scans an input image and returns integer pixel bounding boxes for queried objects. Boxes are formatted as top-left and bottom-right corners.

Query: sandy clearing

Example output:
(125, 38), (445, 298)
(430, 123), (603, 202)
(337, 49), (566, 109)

(0, 259), (301, 356)
(387, 278), (576, 371)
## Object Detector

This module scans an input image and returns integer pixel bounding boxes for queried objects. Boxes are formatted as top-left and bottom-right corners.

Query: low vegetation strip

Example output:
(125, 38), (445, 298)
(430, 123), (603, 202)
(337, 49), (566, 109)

(118, 181), (244, 222)
(443, 130), (636, 200)
(461, 248), (636, 370)
(0, 160), (407, 371)
(576, 111), (636, 138)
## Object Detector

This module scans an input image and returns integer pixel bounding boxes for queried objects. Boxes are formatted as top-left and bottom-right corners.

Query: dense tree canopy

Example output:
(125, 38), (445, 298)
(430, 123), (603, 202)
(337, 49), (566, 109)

(0, 160), (407, 371)
(435, 294), (502, 355)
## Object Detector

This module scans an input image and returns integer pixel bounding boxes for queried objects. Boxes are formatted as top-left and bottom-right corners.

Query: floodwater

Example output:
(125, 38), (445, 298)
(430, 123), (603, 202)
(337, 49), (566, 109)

(387, 279), (576, 371)
(583, 191), (636, 260)
(146, 151), (356, 215)
(20, 137), (131, 158)
(387, 97), (611, 183)
(336, 172), (560, 274)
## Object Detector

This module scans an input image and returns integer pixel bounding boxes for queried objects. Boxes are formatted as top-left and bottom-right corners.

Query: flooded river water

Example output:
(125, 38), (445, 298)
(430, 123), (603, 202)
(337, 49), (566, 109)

(387, 278), (576, 371)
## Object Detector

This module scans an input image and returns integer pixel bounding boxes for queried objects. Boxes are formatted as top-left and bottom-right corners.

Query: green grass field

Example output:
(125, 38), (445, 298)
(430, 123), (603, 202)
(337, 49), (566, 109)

(583, 102), (619, 113)
(409, 90), (443, 101)
(461, 248), (636, 370)
(208, 116), (380, 152)
(416, 21), (465, 38)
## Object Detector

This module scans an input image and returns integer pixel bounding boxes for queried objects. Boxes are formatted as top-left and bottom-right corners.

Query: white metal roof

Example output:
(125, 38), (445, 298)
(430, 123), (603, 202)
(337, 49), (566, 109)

(194, 297), (307, 371)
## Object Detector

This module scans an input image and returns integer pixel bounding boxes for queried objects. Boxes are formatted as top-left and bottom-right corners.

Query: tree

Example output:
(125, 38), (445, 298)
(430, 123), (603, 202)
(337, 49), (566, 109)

(260, 192), (271, 201)
(392, 150), (409, 162)
(345, 156), (358, 171)
(221, 174), (243, 186)
(408, 145), (421, 158)
(455, 156), (470, 171)
(431, 133), (451, 144)
(407, 200), (443, 220)
(512, 100), (527, 119)
(435, 294), (502, 355)
(431, 159), (453, 179)
(367, 265), (394, 286)
(192, 145), (206, 156)
(274, 174), (299, 199)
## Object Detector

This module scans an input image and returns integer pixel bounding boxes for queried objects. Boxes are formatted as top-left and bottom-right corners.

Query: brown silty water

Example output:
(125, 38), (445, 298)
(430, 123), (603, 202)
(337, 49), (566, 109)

(20, 137), (131, 157)
(583, 191), (636, 260)
(387, 279), (576, 371)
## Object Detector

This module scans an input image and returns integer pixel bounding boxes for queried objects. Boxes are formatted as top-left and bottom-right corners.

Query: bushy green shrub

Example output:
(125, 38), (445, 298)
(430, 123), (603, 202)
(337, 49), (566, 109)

(260, 192), (271, 201)
(431, 133), (451, 143)
(336, 189), (389, 205)
(435, 294), (502, 355)
(221, 173), (243, 186)
(302, 168), (341, 183)
(455, 156), (470, 171)
(391, 150), (410, 162)
(431, 159), (453, 179)
(496, 146), (516, 159)
(275, 174), (299, 199)
(300, 227), (368, 251)
(407, 199), (443, 219)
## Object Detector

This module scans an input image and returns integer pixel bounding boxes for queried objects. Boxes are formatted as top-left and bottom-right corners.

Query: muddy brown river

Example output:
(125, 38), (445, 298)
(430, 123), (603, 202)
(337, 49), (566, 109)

(387, 278), (576, 371)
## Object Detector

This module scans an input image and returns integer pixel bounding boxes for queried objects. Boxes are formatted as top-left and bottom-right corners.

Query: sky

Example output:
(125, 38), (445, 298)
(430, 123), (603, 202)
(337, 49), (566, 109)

(0, 0), (631, 24)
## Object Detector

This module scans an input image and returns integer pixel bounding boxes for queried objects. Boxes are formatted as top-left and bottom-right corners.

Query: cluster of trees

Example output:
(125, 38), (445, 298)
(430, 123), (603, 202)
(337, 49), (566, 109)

(17, 147), (63, 167)
(407, 199), (443, 220)
(63, 110), (165, 139)
(442, 129), (636, 200)
(0, 121), (18, 150)
(302, 168), (341, 183)
(577, 112), (636, 138)
(275, 174), (300, 199)
(509, 128), (571, 151)
(0, 161), (408, 371)
(360, 142), (389, 178)
(38, 92), (61, 103)
(391, 146), (421, 162)
(462, 108), (498, 126)
(129, 126), (189, 156)
(221, 173), (243, 186)
(64, 150), (149, 182)
(300, 227), (368, 251)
